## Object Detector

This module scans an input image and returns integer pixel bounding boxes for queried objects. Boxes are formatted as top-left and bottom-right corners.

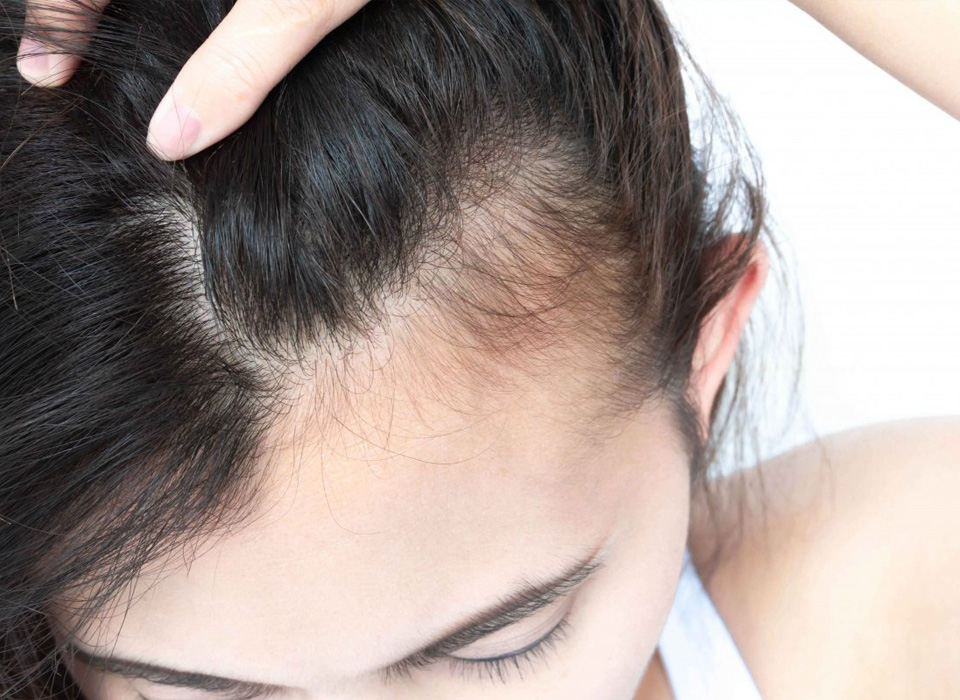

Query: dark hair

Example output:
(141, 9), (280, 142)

(0, 0), (795, 696)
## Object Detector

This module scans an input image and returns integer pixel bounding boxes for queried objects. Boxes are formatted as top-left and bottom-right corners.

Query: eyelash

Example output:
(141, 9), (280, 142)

(383, 616), (571, 686)
(448, 617), (571, 684)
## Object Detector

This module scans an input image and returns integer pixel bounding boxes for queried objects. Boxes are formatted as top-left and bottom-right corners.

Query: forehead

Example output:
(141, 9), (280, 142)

(60, 335), (677, 688)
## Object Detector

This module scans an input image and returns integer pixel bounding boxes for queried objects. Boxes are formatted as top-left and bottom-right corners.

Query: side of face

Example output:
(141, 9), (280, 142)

(52, 335), (694, 700)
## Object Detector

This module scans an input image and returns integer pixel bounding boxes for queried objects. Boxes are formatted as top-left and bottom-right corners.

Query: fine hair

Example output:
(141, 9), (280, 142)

(0, 0), (796, 696)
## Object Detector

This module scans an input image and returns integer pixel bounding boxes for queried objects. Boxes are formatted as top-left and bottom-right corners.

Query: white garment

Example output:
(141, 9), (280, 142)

(657, 550), (764, 699)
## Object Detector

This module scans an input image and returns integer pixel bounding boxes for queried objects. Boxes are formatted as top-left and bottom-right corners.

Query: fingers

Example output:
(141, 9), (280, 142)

(17, 0), (111, 87)
(16, 0), (370, 159)
(146, 0), (369, 161)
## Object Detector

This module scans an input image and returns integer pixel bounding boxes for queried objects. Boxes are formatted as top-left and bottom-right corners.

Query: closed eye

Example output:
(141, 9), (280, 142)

(65, 548), (607, 696)
(445, 616), (572, 684)
(377, 552), (603, 685)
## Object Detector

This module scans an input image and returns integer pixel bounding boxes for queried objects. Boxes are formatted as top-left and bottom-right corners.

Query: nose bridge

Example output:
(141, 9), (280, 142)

(296, 671), (401, 700)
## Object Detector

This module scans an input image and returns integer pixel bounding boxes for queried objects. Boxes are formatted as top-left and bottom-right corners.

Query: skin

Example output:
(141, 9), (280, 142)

(57, 389), (690, 700)
(15, 0), (960, 161)
(636, 415), (960, 700)
(50, 247), (765, 700)
(23, 2), (958, 696)
(790, 0), (960, 122)
(51, 253), (960, 700)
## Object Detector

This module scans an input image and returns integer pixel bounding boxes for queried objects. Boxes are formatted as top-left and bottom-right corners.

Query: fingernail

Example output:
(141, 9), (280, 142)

(17, 38), (50, 83)
(147, 91), (202, 159)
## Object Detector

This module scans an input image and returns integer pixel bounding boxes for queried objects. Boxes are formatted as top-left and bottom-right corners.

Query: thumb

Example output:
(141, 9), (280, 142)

(146, 0), (368, 161)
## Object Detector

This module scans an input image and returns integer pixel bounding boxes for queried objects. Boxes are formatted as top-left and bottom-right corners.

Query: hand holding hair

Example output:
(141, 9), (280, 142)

(16, 0), (371, 160)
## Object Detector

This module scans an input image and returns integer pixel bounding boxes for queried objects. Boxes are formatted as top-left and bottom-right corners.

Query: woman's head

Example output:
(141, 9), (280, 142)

(0, 0), (776, 697)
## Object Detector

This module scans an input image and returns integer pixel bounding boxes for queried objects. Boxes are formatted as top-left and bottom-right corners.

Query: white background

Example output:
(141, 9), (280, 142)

(662, 0), (960, 459)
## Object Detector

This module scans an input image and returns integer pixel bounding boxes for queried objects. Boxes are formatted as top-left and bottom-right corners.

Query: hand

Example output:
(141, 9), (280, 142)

(786, 0), (960, 122)
(16, 0), (371, 160)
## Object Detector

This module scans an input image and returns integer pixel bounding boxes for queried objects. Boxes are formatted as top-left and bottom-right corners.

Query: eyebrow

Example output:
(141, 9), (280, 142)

(64, 545), (607, 698)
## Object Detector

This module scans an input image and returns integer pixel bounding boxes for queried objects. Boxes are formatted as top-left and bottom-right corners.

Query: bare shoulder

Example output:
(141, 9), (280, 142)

(688, 416), (960, 700)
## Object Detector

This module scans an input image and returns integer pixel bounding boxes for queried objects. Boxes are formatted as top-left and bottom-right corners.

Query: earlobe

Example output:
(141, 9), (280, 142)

(689, 240), (769, 436)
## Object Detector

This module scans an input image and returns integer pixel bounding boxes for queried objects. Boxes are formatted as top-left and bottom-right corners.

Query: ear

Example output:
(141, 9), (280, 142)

(689, 238), (769, 437)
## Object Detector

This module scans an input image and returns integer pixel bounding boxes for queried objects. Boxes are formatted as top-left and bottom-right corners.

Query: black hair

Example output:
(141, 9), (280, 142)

(0, 0), (796, 696)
